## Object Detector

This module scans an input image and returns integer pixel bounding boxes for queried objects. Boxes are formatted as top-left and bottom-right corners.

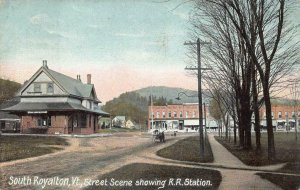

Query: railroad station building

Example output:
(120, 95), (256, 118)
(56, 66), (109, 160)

(2, 61), (109, 134)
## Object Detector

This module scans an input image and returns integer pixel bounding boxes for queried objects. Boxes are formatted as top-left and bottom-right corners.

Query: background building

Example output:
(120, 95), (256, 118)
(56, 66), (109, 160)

(112, 116), (126, 128)
(149, 100), (300, 132)
(148, 103), (218, 132)
(0, 97), (20, 132)
(259, 103), (300, 131)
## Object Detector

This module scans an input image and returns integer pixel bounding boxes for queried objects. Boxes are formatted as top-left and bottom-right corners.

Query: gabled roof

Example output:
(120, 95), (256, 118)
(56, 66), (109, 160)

(2, 102), (110, 116)
(0, 97), (20, 109)
(0, 97), (20, 120)
(19, 64), (101, 103)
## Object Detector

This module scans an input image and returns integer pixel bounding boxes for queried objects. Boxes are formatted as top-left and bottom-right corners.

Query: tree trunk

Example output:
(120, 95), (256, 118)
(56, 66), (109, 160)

(233, 116), (237, 144)
(223, 114), (229, 141)
(218, 121), (221, 137)
(241, 106), (252, 149)
(264, 87), (276, 160)
(238, 118), (244, 148)
(239, 93), (252, 149)
(254, 109), (261, 152)
(252, 68), (261, 153)
(235, 89), (240, 145)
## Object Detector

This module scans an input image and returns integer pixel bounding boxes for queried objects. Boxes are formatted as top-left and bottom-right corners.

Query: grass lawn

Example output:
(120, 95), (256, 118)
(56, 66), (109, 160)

(97, 127), (139, 133)
(0, 135), (69, 162)
(85, 163), (221, 190)
(157, 136), (214, 163)
(216, 132), (300, 190)
(256, 173), (300, 190)
(215, 133), (300, 170)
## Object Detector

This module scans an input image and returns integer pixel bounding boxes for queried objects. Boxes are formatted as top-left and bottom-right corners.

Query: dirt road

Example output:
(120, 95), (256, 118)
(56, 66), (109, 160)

(0, 132), (185, 190)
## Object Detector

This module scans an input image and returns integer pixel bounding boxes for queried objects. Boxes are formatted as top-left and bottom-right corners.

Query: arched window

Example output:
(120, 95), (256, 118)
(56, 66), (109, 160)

(47, 83), (54, 93)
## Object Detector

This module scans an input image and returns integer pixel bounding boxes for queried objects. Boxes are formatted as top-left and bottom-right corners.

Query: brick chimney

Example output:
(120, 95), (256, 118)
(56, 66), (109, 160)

(87, 74), (91, 84)
(42, 60), (48, 68)
(76, 75), (81, 81)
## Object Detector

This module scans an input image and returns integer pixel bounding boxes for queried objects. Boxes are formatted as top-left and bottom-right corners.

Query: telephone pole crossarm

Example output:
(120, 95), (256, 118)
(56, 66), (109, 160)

(185, 67), (213, 71)
(184, 41), (211, 45)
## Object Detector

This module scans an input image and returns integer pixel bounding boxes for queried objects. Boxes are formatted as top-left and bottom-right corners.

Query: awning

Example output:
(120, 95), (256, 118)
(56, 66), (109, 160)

(2, 102), (110, 116)
(184, 119), (199, 126)
(276, 120), (286, 123)
(260, 120), (277, 126)
(184, 119), (212, 127)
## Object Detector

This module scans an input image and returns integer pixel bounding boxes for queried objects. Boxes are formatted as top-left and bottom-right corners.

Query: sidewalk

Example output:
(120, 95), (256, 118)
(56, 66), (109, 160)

(137, 134), (286, 189)
(207, 134), (282, 190)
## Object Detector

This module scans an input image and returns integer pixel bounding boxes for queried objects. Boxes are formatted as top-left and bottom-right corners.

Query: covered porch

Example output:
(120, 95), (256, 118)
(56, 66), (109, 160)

(2, 102), (109, 134)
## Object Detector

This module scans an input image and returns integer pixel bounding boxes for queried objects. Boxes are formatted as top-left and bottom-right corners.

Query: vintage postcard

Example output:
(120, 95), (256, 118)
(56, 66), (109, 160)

(0, 0), (299, 189)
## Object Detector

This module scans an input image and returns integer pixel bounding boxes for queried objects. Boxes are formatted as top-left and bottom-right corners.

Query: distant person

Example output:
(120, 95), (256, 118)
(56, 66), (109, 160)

(161, 131), (165, 143)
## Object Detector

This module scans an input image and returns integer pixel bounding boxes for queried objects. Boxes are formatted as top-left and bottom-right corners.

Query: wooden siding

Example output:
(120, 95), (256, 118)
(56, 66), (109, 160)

(22, 72), (65, 96)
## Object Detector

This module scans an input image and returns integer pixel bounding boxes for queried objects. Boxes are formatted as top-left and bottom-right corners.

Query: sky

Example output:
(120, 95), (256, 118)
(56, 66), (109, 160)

(0, 0), (299, 103)
(0, 0), (197, 103)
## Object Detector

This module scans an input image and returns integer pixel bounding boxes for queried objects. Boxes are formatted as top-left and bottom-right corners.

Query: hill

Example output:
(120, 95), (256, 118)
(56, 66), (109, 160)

(102, 91), (148, 126)
(135, 86), (210, 104)
(0, 79), (21, 104)
(102, 86), (211, 128)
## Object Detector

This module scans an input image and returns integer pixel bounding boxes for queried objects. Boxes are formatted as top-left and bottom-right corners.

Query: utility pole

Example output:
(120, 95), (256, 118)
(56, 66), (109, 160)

(151, 95), (154, 130)
(184, 38), (211, 157)
(204, 103), (207, 138)
(290, 82), (299, 140)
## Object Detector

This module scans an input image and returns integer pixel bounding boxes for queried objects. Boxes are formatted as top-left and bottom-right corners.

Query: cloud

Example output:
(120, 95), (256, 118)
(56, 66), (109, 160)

(88, 24), (101, 29)
(30, 14), (50, 25)
(46, 30), (75, 39)
(114, 32), (146, 38)
(30, 14), (75, 39)
(172, 11), (189, 21)
(71, 4), (86, 13)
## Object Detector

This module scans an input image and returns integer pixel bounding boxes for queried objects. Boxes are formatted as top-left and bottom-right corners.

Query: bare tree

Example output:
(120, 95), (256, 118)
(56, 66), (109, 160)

(189, 1), (255, 149)
(188, 0), (299, 160)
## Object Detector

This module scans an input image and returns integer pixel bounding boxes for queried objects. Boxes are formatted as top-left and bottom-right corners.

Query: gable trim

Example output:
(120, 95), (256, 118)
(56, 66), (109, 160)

(20, 67), (68, 96)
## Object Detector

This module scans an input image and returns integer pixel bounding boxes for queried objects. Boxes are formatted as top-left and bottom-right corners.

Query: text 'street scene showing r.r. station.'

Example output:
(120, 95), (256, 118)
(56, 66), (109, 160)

(0, 0), (300, 190)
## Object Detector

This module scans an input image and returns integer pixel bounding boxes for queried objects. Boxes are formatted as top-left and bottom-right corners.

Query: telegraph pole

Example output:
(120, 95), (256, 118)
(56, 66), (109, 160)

(290, 82), (300, 140)
(204, 103), (207, 136)
(184, 38), (211, 157)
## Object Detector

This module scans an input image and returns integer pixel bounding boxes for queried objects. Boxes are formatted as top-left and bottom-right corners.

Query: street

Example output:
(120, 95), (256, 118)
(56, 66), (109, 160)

(0, 132), (294, 190)
(0, 132), (183, 190)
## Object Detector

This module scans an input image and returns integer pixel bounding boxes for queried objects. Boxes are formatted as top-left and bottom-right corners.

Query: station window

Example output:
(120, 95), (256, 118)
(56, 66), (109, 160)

(80, 113), (87, 128)
(1, 121), (5, 129)
(37, 116), (51, 127)
(89, 115), (92, 127)
(34, 83), (41, 93)
(47, 83), (54, 93)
